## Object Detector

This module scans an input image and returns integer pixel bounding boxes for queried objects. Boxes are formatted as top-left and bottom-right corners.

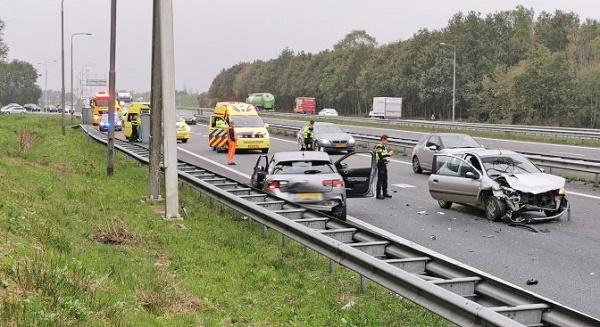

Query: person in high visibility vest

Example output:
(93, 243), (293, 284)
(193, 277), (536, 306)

(303, 120), (315, 150)
(227, 121), (237, 165)
(215, 117), (227, 129)
(375, 134), (394, 199)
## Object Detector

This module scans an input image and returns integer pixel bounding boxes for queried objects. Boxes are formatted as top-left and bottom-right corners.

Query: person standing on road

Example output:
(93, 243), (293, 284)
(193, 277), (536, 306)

(375, 134), (394, 199)
(227, 120), (237, 165)
(303, 120), (315, 150)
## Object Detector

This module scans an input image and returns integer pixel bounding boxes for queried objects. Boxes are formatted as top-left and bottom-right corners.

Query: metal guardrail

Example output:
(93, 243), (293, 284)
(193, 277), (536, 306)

(178, 106), (600, 140)
(265, 123), (600, 183)
(81, 124), (600, 327)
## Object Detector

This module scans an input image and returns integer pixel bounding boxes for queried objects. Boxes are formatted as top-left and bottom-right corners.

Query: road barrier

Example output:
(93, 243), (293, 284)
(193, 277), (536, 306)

(81, 124), (600, 326)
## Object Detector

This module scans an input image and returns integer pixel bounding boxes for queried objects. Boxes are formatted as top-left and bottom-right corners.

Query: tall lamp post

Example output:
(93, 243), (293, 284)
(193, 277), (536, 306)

(36, 60), (57, 106)
(60, 0), (66, 135)
(440, 42), (456, 122)
(71, 32), (92, 122)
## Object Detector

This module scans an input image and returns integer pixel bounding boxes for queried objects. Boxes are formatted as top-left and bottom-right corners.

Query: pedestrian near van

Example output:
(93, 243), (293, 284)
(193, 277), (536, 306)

(375, 134), (394, 199)
(303, 120), (315, 150)
(227, 120), (237, 165)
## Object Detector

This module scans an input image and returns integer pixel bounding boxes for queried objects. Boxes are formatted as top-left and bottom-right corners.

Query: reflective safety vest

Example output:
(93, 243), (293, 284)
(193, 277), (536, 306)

(303, 125), (313, 139)
(216, 119), (227, 128)
(375, 143), (391, 165)
(209, 119), (228, 148)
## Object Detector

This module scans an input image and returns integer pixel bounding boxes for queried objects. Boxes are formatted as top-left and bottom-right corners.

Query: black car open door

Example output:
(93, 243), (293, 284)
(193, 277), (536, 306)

(334, 151), (376, 198)
(250, 154), (269, 188)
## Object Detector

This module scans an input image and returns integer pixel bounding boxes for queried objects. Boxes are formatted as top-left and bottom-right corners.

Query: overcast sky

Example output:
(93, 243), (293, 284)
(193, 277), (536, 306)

(0, 0), (597, 93)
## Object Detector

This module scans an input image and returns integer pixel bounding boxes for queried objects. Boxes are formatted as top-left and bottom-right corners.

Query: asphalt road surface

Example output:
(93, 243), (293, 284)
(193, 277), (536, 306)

(110, 122), (600, 318)
(260, 117), (600, 161)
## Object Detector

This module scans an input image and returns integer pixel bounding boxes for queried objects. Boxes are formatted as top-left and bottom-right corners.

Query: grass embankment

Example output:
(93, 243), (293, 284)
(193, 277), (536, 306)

(0, 115), (451, 326)
(260, 113), (600, 148)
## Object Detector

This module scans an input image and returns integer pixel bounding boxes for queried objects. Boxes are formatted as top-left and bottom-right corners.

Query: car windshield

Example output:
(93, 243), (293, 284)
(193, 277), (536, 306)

(230, 115), (264, 128)
(95, 99), (110, 107)
(481, 155), (540, 177)
(315, 124), (343, 133)
(272, 160), (334, 175)
(440, 135), (480, 148)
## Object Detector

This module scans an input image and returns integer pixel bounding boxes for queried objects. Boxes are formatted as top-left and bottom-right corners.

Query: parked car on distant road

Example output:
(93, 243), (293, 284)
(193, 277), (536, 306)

(44, 105), (58, 113)
(428, 149), (569, 223)
(23, 104), (41, 112)
(179, 112), (197, 125)
(318, 108), (338, 117)
(250, 151), (376, 220)
(297, 122), (355, 153)
(411, 133), (484, 174)
(1, 104), (26, 114)
(98, 113), (123, 132)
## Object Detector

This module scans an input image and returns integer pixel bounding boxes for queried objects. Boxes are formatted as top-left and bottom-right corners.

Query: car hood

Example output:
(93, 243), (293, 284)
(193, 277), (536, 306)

(496, 173), (565, 194)
(315, 132), (351, 141)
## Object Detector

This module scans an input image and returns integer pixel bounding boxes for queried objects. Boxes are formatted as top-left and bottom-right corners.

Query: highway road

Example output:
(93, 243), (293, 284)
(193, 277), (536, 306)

(259, 117), (600, 161)
(163, 123), (600, 318)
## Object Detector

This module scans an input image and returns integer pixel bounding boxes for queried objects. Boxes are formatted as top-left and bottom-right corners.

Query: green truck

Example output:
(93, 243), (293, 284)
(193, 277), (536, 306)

(246, 93), (275, 110)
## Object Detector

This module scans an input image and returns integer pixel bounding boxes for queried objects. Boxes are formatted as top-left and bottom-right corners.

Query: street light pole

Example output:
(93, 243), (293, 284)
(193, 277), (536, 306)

(440, 42), (456, 122)
(60, 0), (66, 135)
(71, 32), (92, 122)
(107, 0), (117, 176)
(37, 60), (56, 107)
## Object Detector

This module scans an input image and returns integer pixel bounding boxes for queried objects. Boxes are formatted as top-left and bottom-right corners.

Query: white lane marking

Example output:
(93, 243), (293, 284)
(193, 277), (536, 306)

(549, 151), (585, 157)
(567, 191), (600, 200)
(177, 147), (251, 179)
(187, 130), (600, 201)
(270, 136), (412, 165)
(393, 183), (416, 188)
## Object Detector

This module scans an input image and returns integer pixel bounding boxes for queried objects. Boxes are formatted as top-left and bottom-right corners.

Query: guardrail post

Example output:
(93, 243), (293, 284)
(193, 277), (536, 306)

(360, 275), (368, 292)
(329, 260), (336, 274)
(282, 235), (288, 247)
(262, 225), (268, 238)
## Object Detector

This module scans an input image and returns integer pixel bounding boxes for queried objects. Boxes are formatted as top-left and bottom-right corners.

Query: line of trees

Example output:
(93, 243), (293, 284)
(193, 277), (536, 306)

(202, 6), (600, 127)
(0, 18), (41, 106)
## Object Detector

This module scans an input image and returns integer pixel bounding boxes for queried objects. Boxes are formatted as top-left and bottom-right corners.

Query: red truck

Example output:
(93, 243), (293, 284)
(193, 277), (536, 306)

(293, 97), (316, 114)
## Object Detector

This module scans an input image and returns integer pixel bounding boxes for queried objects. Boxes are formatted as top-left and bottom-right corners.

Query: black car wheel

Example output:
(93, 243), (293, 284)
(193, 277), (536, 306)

(412, 156), (422, 174)
(332, 203), (347, 221)
(485, 196), (505, 222)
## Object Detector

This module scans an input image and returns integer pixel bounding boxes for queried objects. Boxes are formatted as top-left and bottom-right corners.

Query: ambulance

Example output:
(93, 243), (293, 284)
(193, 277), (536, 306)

(208, 102), (270, 153)
(91, 92), (121, 125)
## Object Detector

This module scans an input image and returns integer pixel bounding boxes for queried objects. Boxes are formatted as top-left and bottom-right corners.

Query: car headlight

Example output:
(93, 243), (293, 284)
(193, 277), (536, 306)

(348, 137), (355, 145)
(320, 139), (331, 145)
(558, 187), (566, 196)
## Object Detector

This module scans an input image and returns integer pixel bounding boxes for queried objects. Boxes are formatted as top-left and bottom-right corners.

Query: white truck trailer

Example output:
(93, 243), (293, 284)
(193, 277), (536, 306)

(368, 97), (402, 119)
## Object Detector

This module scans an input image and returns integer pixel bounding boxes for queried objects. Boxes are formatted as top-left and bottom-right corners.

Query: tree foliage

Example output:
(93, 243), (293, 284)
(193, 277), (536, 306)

(0, 60), (42, 105)
(205, 8), (600, 127)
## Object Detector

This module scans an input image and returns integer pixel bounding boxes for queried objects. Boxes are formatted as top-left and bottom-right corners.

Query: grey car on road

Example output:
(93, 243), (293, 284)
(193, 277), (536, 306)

(411, 133), (484, 173)
(297, 122), (356, 153)
(428, 149), (569, 223)
(250, 151), (376, 220)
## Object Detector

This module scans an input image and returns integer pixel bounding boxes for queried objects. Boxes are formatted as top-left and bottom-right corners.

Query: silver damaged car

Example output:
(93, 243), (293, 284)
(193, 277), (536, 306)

(411, 133), (484, 173)
(250, 151), (376, 220)
(428, 149), (569, 223)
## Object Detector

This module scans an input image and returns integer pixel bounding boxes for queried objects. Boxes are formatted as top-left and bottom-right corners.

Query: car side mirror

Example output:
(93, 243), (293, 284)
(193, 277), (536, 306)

(465, 171), (479, 179)
(255, 165), (264, 172)
(428, 145), (438, 151)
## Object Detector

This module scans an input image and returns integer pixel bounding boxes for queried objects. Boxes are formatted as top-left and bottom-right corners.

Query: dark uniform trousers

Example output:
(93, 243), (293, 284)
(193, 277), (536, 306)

(376, 163), (388, 196)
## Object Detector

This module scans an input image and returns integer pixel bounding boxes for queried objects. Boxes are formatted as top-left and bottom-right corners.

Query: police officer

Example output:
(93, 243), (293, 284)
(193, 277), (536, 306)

(215, 117), (227, 129)
(303, 120), (315, 150)
(375, 134), (394, 199)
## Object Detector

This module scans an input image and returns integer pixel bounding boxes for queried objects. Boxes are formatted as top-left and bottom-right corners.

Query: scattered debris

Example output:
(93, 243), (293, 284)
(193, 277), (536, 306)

(341, 300), (356, 310)
(539, 228), (550, 233)
(405, 203), (410, 207)
(437, 212), (445, 215)
(509, 223), (539, 233)
(447, 228), (452, 232)
(526, 279), (538, 285)
(430, 235), (437, 241)
(417, 210), (427, 215)
(482, 235), (495, 238)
